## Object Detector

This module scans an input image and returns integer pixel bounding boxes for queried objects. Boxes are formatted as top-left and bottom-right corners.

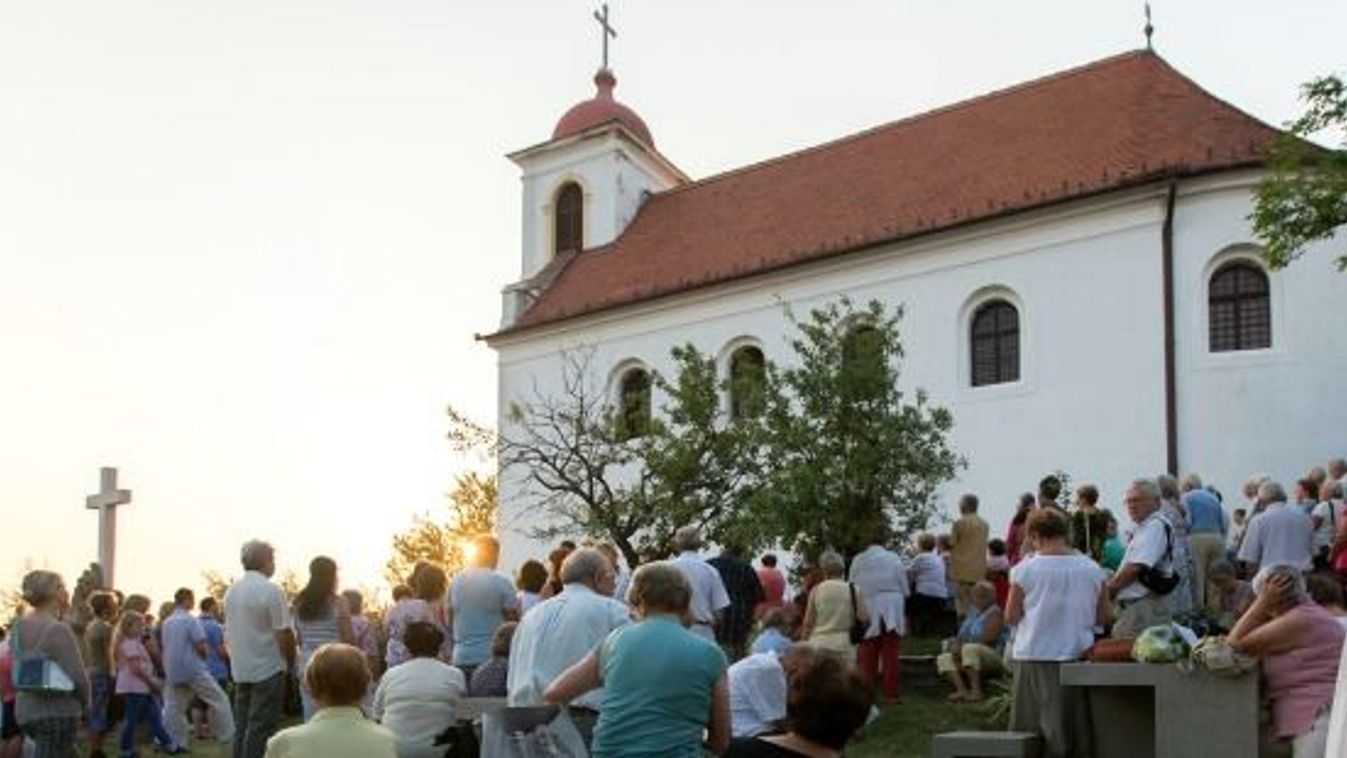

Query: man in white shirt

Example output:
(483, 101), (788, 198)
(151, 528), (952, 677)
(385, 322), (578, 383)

(1107, 479), (1174, 638)
(1238, 481), (1315, 574)
(727, 646), (816, 738)
(224, 540), (296, 758)
(507, 548), (629, 747)
(670, 525), (730, 641)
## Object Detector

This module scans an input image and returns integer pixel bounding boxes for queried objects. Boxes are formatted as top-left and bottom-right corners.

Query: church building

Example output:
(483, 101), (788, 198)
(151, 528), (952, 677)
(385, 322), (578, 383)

(484, 49), (1346, 563)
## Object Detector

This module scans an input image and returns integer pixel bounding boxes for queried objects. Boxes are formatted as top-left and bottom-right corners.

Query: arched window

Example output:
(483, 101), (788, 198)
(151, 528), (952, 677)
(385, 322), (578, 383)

(618, 368), (651, 440)
(729, 346), (766, 419)
(841, 324), (885, 400)
(970, 300), (1020, 387)
(1208, 262), (1271, 352)
(554, 182), (583, 256)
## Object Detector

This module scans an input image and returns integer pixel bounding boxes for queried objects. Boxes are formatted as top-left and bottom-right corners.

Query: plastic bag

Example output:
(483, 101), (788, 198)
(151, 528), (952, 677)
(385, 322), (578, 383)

(480, 705), (588, 758)
(1131, 624), (1189, 663)
(1190, 635), (1256, 676)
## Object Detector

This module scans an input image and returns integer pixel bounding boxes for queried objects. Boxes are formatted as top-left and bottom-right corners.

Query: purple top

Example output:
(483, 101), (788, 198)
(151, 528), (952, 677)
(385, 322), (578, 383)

(1262, 603), (1344, 738)
(115, 639), (155, 695)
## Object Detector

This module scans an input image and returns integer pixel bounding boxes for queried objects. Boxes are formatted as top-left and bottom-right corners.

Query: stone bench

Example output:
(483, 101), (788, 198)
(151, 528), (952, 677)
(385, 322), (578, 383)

(456, 696), (507, 722)
(932, 731), (1042, 758)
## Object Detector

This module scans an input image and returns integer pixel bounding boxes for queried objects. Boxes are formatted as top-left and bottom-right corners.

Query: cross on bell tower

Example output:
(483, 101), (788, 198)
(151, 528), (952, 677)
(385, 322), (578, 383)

(593, 3), (617, 71)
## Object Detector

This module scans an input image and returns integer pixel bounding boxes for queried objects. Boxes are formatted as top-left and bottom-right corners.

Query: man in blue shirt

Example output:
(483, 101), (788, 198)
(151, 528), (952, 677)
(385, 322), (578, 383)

(1181, 474), (1228, 608)
(448, 536), (519, 680)
(162, 588), (235, 748)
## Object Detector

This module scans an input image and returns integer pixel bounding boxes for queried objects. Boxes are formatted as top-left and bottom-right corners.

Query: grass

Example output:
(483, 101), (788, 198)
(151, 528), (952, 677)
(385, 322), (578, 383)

(849, 690), (1005, 758)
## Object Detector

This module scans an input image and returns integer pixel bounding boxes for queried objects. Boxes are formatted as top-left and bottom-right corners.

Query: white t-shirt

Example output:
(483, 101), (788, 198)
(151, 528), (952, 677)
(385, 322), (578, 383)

(223, 570), (291, 683)
(1010, 553), (1104, 661)
(1311, 500), (1339, 552)
(727, 652), (787, 738)
(506, 584), (630, 711)
(672, 553), (731, 635)
(1237, 502), (1314, 571)
(908, 552), (948, 598)
(373, 657), (466, 758)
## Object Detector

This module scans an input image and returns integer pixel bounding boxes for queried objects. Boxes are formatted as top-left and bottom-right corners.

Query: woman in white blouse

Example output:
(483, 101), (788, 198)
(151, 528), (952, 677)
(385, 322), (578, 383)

(373, 622), (466, 758)
(850, 531), (908, 703)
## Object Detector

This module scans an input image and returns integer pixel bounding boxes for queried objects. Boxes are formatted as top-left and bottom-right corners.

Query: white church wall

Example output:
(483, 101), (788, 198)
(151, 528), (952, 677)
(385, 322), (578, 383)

(493, 188), (1207, 568)
(1173, 174), (1347, 510)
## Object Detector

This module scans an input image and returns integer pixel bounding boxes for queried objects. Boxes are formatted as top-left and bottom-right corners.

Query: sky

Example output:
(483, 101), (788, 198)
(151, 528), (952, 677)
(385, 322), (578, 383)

(1, 1), (1344, 606)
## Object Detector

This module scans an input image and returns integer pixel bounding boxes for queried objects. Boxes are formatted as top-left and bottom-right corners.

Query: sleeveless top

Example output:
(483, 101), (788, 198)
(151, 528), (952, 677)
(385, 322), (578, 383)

(958, 605), (1008, 652)
(807, 580), (855, 655)
(294, 597), (342, 654)
(1262, 603), (1345, 738)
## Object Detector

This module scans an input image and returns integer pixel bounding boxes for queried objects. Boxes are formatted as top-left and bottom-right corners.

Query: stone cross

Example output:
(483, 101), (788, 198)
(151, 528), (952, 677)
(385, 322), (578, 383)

(593, 3), (617, 71)
(86, 467), (131, 589)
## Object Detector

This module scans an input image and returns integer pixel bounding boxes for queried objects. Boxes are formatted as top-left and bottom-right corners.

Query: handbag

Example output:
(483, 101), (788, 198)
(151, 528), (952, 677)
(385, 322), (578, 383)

(848, 583), (866, 645)
(1136, 521), (1180, 595)
(9, 620), (76, 694)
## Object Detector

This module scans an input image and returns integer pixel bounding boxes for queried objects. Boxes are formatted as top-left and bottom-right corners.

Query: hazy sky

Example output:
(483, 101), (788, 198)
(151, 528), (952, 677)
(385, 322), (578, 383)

(2, 1), (1343, 605)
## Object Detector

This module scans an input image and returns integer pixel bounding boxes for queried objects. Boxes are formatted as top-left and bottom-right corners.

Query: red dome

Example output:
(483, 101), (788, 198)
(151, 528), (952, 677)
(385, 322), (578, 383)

(552, 70), (654, 148)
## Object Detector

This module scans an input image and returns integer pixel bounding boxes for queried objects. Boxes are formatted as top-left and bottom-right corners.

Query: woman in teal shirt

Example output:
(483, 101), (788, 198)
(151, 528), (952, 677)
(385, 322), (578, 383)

(546, 562), (730, 756)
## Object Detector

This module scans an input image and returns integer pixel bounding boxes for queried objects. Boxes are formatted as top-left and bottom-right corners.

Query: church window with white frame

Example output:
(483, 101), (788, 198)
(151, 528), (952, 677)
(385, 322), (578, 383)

(728, 345), (766, 419)
(617, 366), (652, 440)
(554, 182), (583, 257)
(970, 300), (1020, 387)
(1208, 261), (1271, 352)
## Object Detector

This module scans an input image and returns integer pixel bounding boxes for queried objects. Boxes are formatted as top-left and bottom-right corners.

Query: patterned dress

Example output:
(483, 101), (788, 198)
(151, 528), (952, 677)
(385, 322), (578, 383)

(1160, 500), (1197, 616)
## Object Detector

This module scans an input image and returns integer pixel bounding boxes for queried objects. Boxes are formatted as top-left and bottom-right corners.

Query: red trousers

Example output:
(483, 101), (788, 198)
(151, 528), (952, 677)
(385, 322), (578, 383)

(858, 630), (902, 700)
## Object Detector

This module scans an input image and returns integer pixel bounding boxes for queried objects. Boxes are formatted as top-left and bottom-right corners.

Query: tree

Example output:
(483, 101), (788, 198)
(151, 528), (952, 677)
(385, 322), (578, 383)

(1252, 74), (1347, 270)
(754, 298), (963, 557)
(385, 471), (498, 585)
(201, 570), (234, 600)
(495, 346), (765, 569)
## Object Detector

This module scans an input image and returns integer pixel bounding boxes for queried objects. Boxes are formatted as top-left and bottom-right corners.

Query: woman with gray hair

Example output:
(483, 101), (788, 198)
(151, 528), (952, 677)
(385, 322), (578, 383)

(1229, 566), (1343, 757)
(9, 570), (90, 757)
(545, 561), (731, 755)
(802, 550), (869, 659)
(1156, 474), (1197, 615)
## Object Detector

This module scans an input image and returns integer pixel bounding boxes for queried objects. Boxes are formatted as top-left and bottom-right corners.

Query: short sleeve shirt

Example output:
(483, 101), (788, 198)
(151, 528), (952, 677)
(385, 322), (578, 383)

(672, 553), (731, 628)
(592, 617), (727, 757)
(449, 568), (518, 667)
(1118, 512), (1171, 601)
(727, 653), (786, 738)
(161, 608), (208, 685)
(224, 571), (291, 683)
(1009, 553), (1105, 661)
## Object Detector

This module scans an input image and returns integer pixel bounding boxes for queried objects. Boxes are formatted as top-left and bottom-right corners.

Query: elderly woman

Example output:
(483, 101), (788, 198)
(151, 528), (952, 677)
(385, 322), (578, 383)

(937, 581), (1006, 703)
(266, 643), (396, 758)
(724, 655), (872, 757)
(1156, 474), (1197, 615)
(384, 562), (450, 669)
(849, 530), (906, 702)
(9, 570), (90, 758)
(545, 561), (730, 756)
(373, 622), (466, 758)
(1228, 566), (1344, 757)
(1006, 508), (1108, 758)
(803, 551), (869, 659)
(1205, 559), (1254, 630)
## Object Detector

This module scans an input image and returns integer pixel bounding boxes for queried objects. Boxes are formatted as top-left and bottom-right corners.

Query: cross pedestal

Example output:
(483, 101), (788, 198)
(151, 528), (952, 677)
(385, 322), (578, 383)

(86, 467), (131, 589)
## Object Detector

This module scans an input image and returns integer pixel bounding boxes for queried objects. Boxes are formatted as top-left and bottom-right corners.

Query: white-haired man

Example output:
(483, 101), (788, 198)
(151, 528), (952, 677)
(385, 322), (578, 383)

(1107, 479), (1175, 638)
(1238, 481), (1314, 576)
(671, 525), (730, 641)
(224, 540), (295, 758)
(507, 548), (629, 747)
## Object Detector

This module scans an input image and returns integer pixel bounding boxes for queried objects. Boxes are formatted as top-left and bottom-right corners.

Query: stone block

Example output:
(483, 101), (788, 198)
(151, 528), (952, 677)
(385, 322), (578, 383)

(931, 731), (1042, 757)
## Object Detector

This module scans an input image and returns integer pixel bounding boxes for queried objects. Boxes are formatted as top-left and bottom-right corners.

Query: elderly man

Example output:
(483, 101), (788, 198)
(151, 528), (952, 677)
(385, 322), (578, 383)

(949, 494), (989, 617)
(1238, 481), (1314, 575)
(507, 548), (630, 747)
(727, 645), (816, 739)
(671, 525), (731, 641)
(162, 587), (234, 749)
(1107, 479), (1175, 638)
(1329, 458), (1347, 487)
(225, 540), (296, 758)
(1181, 474), (1228, 607)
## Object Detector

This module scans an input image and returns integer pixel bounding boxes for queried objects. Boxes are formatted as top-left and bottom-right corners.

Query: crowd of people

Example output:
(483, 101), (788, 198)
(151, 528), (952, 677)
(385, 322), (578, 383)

(2, 458), (1347, 757)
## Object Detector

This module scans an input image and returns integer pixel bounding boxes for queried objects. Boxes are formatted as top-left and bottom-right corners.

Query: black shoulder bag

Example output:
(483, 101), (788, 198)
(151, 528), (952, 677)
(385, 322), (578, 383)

(1136, 521), (1180, 595)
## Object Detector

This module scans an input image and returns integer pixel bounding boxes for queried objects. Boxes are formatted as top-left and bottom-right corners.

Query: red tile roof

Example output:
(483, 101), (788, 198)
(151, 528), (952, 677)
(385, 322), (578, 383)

(499, 50), (1285, 337)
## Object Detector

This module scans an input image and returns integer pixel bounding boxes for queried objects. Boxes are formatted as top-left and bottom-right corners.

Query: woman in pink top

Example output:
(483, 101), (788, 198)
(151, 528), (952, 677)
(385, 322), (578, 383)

(1229, 565), (1344, 758)
(754, 553), (786, 619)
(113, 612), (186, 756)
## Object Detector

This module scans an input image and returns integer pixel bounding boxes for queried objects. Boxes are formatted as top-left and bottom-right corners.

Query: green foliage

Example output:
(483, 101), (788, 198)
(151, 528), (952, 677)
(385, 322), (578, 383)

(385, 471), (498, 585)
(754, 298), (963, 556)
(1252, 74), (1347, 270)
